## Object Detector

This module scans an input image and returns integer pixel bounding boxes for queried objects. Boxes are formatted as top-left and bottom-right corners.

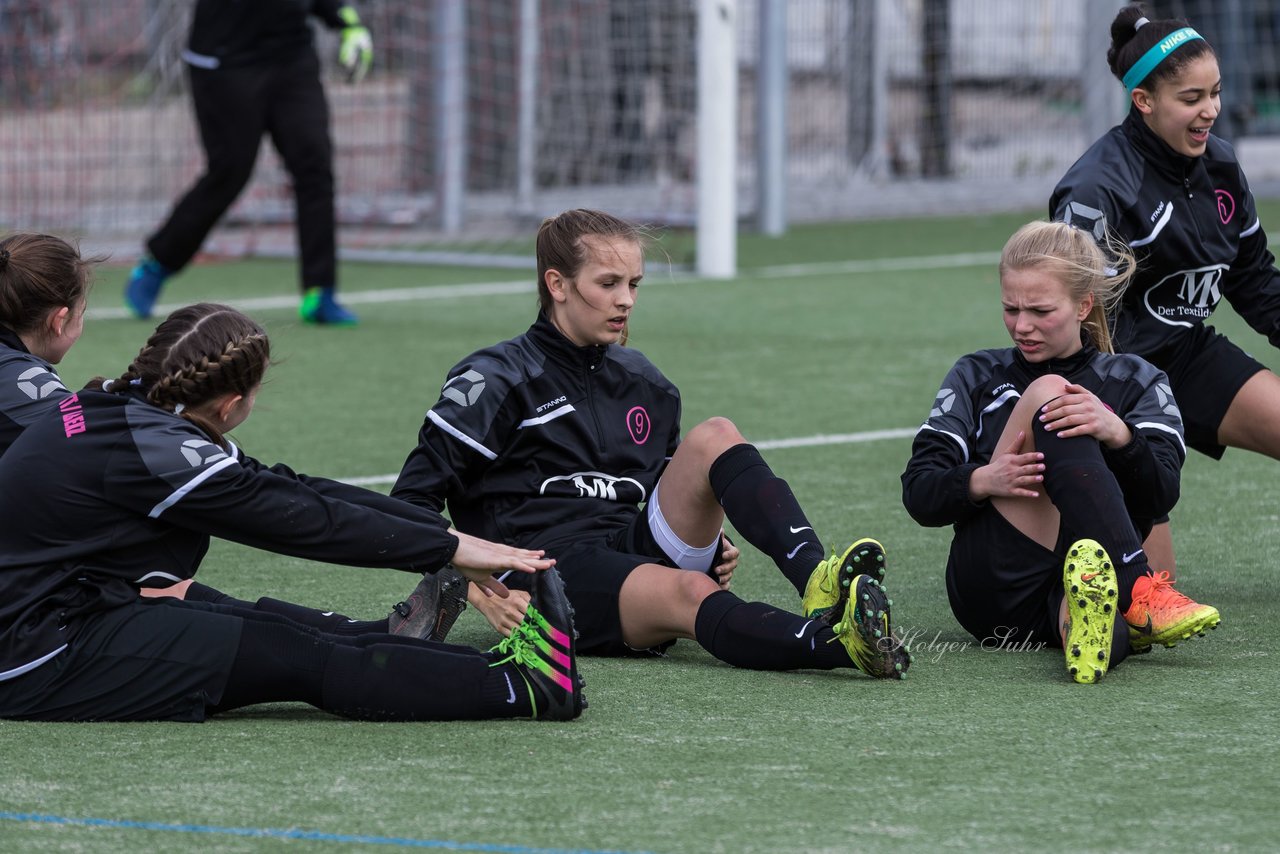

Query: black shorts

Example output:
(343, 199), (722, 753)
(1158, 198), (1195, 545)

(523, 513), (686, 656)
(0, 598), (241, 722)
(946, 506), (1070, 649)
(1146, 324), (1266, 459)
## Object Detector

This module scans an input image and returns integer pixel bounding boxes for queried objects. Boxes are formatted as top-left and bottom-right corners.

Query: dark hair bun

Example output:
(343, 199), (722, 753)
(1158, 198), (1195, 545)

(1108, 5), (1149, 77)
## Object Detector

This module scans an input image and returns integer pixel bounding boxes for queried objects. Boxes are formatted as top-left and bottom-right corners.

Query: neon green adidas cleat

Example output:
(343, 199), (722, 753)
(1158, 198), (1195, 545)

(488, 609), (585, 721)
(802, 538), (886, 625)
(829, 575), (910, 679)
(1062, 539), (1120, 685)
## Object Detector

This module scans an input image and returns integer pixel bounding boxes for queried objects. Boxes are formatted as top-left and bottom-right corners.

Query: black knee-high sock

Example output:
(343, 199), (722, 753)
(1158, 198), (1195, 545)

(692, 590), (852, 670)
(709, 444), (826, 594)
(183, 581), (253, 607)
(185, 584), (388, 635)
(1110, 618), (1131, 668)
(211, 612), (520, 720)
(321, 642), (521, 720)
(1033, 415), (1147, 610)
(253, 596), (388, 636)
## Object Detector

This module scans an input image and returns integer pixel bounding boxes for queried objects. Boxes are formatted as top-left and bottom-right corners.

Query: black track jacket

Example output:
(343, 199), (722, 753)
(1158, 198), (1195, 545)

(902, 343), (1185, 531)
(1051, 109), (1280, 358)
(184, 0), (351, 69)
(0, 326), (70, 456)
(392, 314), (682, 548)
(0, 389), (456, 681)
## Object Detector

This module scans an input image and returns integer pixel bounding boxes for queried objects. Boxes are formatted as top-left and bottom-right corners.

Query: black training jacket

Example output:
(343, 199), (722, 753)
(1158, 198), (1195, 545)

(392, 313), (682, 548)
(184, 0), (350, 69)
(0, 326), (71, 457)
(1051, 109), (1280, 358)
(0, 388), (456, 681)
(901, 343), (1185, 531)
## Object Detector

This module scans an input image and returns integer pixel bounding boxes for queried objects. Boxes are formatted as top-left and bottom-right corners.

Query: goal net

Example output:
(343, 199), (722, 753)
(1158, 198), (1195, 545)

(2, 0), (1278, 270)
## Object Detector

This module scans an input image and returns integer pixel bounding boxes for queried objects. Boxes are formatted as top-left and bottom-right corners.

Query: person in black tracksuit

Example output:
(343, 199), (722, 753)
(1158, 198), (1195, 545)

(0, 303), (583, 722)
(1052, 3), (1280, 574)
(902, 221), (1218, 684)
(123, 0), (371, 325)
(3, 233), (460, 642)
(0, 233), (92, 453)
(392, 209), (912, 680)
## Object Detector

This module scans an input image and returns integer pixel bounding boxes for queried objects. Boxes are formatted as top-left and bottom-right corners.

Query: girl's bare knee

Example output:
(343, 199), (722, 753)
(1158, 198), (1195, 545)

(675, 568), (721, 609)
(1022, 374), (1071, 407)
(685, 416), (745, 454)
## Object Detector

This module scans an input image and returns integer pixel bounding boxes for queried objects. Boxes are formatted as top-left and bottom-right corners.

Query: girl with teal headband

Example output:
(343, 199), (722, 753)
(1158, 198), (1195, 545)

(1052, 2), (1280, 581)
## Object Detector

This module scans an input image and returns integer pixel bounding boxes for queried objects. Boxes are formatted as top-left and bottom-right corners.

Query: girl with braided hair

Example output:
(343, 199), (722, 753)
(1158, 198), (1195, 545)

(0, 302), (584, 722)
(0, 235), (466, 648)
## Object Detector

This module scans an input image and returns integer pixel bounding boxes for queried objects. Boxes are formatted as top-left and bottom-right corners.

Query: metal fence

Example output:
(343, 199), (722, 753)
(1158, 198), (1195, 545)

(1, 0), (1277, 263)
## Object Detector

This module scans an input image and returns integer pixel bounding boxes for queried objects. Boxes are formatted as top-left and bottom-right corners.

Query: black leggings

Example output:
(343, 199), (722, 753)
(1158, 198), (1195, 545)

(210, 605), (498, 721)
(148, 52), (336, 290)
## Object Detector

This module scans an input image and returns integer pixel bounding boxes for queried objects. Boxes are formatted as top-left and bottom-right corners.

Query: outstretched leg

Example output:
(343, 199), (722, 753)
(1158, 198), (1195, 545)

(210, 586), (583, 721)
(141, 579), (392, 636)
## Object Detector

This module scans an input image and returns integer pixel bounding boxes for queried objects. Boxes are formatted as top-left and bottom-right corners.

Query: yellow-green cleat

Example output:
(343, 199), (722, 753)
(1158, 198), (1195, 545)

(1062, 538), (1119, 685)
(802, 538), (886, 625)
(829, 575), (911, 680)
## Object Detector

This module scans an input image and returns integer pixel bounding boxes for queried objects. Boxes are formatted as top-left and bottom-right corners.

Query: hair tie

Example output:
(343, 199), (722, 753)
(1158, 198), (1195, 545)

(1134, 16), (1150, 31)
(101, 379), (114, 392)
(173, 403), (186, 415)
(130, 377), (142, 386)
(0, 248), (9, 270)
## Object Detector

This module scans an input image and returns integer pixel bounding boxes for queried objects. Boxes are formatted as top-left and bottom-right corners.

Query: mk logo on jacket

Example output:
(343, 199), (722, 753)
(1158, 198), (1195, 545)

(1142, 265), (1227, 327)
(539, 471), (646, 503)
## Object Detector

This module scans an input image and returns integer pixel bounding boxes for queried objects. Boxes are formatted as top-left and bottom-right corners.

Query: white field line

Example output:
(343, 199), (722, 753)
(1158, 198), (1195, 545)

(91, 250), (947, 479)
(340, 426), (919, 487)
(86, 250), (998, 321)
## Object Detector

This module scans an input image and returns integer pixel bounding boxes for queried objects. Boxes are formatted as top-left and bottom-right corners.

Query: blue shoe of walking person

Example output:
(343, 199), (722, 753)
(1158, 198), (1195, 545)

(300, 286), (359, 325)
(123, 256), (171, 319)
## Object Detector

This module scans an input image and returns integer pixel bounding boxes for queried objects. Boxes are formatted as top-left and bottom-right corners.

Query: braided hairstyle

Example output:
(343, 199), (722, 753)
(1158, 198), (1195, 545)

(92, 303), (270, 445)
(1107, 3), (1215, 93)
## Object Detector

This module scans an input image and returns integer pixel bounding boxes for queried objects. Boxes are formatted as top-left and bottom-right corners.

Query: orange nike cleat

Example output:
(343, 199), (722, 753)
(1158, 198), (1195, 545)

(1124, 570), (1220, 650)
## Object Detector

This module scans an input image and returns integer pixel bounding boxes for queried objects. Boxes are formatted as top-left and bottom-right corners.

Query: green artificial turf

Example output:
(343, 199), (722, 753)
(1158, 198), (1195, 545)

(3, 207), (1278, 852)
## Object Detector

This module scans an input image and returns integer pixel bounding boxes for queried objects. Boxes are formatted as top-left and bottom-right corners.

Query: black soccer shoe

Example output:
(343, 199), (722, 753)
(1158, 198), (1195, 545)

(388, 566), (468, 642)
(489, 607), (586, 721)
(526, 568), (585, 717)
